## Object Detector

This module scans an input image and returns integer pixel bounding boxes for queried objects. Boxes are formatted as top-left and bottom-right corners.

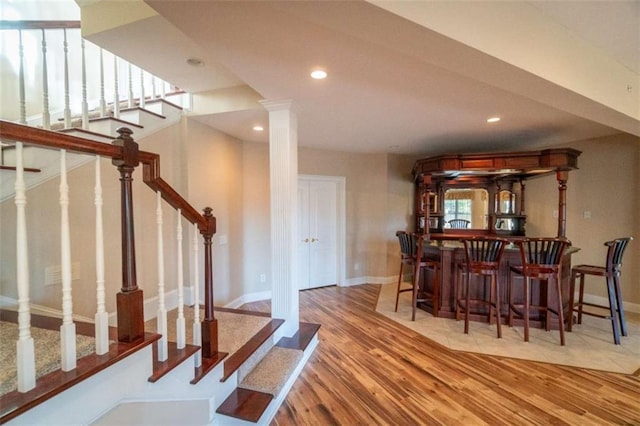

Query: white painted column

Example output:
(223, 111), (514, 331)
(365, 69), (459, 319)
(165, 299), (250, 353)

(59, 149), (77, 371)
(15, 142), (35, 392)
(156, 191), (168, 361)
(260, 99), (299, 337)
(94, 156), (109, 355)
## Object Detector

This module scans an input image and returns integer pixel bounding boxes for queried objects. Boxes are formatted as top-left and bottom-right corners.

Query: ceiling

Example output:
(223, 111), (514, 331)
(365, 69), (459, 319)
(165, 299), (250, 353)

(82, 0), (639, 156)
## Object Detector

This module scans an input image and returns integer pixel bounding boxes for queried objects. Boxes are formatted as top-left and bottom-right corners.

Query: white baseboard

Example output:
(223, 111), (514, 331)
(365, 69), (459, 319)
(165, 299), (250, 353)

(0, 295), (94, 323)
(580, 293), (640, 314)
(224, 291), (272, 309)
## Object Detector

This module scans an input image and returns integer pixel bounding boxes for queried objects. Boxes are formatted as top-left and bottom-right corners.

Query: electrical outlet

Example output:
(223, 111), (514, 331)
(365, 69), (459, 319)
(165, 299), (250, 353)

(583, 210), (591, 219)
(354, 263), (360, 271)
(260, 273), (266, 283)
(552, 210), (558, 218)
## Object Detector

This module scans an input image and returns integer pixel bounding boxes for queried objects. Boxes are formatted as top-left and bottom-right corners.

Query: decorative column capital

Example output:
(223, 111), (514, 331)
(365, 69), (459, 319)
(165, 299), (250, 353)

(259, 99), (295, 112)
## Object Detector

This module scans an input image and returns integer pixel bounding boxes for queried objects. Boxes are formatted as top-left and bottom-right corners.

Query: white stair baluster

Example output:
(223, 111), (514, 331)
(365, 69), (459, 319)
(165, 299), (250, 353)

(41, 29), (50, 130)
(176, 209), (185, 349)
(15, 142), (35, 392)
(81, 38), (89, 130)
(59, 149), (76, 371)
(113, 56), (120, 119)
(156, 191), (168, 361)
(151, 75), (157, 100)
(128, 63), (134, 108)
(18, 30), (27, 124)
(94, 156), (109, 354)
(139, 69), (146, 109)
(192, 223), (201, 367)
(160, 79), (166, 99)
(99, 48), (106, 117)
(63, 29), (71, 128)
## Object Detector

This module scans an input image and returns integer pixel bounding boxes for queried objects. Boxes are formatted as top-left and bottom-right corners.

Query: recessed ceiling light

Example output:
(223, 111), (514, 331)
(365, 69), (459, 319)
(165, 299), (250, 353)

(253, 125), (264, 131)
(186, 57), (204, 67)
(487, 117), (501, 123)
(310, 69), (327, 80)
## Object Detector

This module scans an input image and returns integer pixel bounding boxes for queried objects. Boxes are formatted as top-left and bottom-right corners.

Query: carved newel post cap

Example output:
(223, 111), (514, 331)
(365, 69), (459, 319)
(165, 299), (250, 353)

(112, 127), (139, 167)
(116, 127), (134, 139)
(200, 207), (216, 236)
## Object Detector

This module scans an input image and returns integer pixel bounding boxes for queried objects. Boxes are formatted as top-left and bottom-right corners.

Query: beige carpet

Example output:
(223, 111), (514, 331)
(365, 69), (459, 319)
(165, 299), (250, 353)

(0, 322), (97, 395)
(145, 307), (271, 355)
(239, 346), (303, 396)
(377, 282), (640, 374)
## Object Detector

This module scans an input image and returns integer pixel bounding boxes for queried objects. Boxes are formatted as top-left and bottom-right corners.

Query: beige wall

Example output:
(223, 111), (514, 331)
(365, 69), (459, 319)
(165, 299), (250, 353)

(183, 119), (245, 305)
(527, 134), (639, 305)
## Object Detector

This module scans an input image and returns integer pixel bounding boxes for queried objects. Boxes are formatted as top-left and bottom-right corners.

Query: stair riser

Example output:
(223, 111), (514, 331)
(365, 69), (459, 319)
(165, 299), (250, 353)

(11, 346), (153, 426)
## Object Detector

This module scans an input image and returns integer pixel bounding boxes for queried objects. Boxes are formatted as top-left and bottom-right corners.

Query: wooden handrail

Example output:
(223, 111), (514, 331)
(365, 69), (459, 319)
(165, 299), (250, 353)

(0, 20), (81, 30)
(1, 120), (219, 354)
(0, 121), (206, 229)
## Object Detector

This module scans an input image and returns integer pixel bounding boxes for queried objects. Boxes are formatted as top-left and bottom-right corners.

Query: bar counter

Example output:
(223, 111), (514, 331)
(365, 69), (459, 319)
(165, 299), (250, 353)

(417, 239), (579, 329)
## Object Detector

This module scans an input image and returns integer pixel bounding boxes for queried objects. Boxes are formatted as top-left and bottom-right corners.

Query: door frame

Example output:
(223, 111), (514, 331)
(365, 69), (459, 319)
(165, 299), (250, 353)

(298, 174), (346, 287)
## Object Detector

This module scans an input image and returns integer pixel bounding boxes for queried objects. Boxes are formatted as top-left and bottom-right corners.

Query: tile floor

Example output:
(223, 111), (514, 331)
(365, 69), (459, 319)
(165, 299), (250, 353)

(377, 283), (640, 374)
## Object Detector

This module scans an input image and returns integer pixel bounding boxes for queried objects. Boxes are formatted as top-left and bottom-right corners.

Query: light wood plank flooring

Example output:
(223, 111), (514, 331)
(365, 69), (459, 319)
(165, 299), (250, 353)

(241, 284), (640, 425)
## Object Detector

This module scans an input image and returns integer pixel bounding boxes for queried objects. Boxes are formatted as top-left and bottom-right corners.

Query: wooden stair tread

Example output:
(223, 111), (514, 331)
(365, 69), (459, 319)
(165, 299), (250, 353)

(276, 322), (321, 351)
(221, 318), (284, 382)
(0, 333), (160, 424)
(190, 351), (228, 385)
(216, 388), (273, 423)
(148, 341), (200, 383)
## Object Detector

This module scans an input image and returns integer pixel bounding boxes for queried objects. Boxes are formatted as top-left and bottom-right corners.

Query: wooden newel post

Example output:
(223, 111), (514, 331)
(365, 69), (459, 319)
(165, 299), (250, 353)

(556, 170), (568, 238)
(112, 127), (144, 343)
(199, 207), (218, 357)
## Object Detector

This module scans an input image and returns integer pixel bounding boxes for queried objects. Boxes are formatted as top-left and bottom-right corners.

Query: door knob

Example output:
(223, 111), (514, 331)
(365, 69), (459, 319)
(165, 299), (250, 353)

(312, 238), (318, 242)
(303, 238), (309, 243)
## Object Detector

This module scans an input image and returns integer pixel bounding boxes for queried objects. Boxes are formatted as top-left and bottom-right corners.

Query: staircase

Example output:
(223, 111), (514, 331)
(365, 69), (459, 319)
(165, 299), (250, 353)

(1, 98), (320, 424)
(1, 20), (319, 425)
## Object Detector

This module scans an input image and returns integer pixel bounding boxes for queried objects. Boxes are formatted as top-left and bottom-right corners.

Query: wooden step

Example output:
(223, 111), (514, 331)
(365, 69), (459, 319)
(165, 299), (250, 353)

(148, 341), (200, 383)
(216, 388), (273, 423)
(276, 322), (321, 351)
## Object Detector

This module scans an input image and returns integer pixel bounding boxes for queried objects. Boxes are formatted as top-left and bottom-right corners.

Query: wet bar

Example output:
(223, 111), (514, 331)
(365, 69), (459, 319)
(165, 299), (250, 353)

(411, 148), (581, 329)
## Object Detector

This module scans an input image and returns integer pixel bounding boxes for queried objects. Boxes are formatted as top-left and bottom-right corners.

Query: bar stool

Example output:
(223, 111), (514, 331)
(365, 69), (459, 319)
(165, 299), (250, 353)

(508, 238), (571, 345)
(394, 231), (415, 312)
(568, 237), (633, 345)
(394, 231), (439, 321)
(456, 237), (509, 338)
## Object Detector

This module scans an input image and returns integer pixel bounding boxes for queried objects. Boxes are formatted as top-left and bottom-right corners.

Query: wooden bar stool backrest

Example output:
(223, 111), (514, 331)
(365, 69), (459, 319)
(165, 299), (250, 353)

(463, 237), (509, 273)
(396, 230), (417, 260)
(518, 237), (570, 277)
(448, 219), (470, 229)
(605, 237), (633, 275)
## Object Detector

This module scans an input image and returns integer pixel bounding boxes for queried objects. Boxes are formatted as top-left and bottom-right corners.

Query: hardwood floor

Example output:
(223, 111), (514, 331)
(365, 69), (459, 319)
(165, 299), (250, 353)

(241, 284), (640, 425)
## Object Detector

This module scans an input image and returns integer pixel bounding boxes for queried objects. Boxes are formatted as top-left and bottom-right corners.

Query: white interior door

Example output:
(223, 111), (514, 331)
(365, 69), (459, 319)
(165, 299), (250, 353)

(298, 177), (338, 289)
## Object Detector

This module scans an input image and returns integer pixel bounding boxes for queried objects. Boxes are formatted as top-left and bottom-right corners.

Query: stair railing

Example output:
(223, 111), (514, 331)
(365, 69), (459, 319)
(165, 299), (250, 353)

(0, 120), (221, 393)
(0, 20), (187, 130)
